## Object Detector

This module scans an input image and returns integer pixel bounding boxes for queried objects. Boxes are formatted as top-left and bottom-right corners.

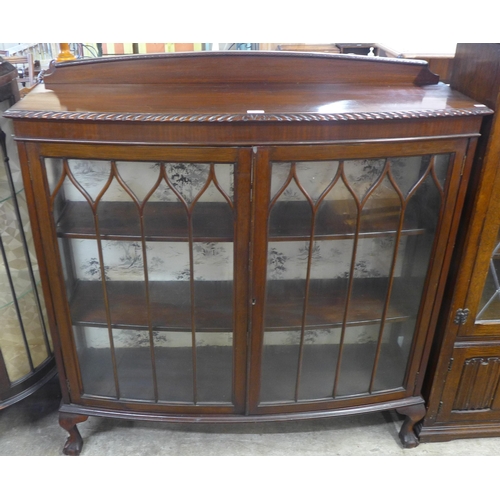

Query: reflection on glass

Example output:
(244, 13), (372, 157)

(0, 158), (50, 383)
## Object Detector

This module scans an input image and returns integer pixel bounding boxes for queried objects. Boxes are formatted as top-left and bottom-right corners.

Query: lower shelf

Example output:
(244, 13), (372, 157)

(77, 342), (408, 406)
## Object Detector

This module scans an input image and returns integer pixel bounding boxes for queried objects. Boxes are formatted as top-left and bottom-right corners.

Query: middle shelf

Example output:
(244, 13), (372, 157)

(69, 277), (419, 333)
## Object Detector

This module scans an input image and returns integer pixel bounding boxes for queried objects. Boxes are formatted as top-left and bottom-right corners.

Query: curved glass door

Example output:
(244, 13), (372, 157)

(252, 146), (455, 408)
(41, 146), (250, 412)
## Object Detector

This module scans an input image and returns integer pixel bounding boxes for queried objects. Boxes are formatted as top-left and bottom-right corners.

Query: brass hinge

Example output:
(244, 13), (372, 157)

(448, 357), (454, 371)
(66, 379), (71, 393)
(414, 371), (420, 390)
(460, 154), (467, 177)
(454, 308), (470, 325)
(438, 401), (443, 414)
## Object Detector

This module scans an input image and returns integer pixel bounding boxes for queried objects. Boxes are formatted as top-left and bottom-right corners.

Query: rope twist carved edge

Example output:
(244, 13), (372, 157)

(4, 108), (493, 122)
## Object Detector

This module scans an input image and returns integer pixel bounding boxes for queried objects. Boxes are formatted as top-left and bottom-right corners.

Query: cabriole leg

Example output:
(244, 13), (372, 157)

(396, 403), (426, 448)
(59, 412), (89, 456)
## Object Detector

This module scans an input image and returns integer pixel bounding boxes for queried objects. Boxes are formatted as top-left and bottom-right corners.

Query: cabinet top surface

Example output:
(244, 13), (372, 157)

(4, 52), (493, 123)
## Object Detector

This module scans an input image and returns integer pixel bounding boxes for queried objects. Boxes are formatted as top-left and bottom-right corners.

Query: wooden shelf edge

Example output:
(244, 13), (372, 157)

(69, 278), (417, 333)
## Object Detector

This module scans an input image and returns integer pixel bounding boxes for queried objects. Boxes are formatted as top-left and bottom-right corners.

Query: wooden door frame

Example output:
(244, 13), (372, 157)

(248, 139), (473, 414)
(23, 141), (253, 414)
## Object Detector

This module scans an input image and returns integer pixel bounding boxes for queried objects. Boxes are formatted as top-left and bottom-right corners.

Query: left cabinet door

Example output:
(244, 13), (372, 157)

(23, 143), (252, 415)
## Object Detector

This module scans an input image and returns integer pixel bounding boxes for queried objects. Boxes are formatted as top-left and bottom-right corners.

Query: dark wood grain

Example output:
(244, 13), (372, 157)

(6, 83), (490, 123)
(41, 52), (439, 86)
(59, 412), (88, 456)
(396, 402), (426, 448)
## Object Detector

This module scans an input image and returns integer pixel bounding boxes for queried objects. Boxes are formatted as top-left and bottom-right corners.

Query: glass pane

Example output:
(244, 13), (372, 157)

(477, 229), (500, 322)
(344, 158), (386, 202)
(298, 328), (340, 400)
(335, 324), (381, 397)
(261, 330), (300, 402)
(155, 331), (194, 403)
(196, 331), (233, 403)
(114, 161), (159, 203)
(74, 326), (116, 397)
(165, 162), (210, 205)
(268, 178), (312, 238)
(112, 329), (155, 401)
(67, 159), (111, 201)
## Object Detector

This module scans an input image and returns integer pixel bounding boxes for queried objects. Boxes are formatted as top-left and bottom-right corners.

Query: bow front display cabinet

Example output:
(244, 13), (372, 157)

(3, 52), (492, 454)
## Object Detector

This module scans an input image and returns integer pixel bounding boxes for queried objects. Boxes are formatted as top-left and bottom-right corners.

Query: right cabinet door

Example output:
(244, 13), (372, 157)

(249, 140), (469, 414)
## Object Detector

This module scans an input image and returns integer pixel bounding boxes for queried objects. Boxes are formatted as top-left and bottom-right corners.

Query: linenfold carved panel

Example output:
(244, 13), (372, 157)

(453, 357), (500, 411)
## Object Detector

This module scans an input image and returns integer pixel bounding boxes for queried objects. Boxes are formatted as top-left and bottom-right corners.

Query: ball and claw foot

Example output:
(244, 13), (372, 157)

(59, 412), (89, 456)
(396, 403), (426, 449)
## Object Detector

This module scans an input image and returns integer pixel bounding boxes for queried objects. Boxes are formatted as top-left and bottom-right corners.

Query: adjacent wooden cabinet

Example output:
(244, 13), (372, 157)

(420, 44), (500, 442)
(3, 52), (491, 454)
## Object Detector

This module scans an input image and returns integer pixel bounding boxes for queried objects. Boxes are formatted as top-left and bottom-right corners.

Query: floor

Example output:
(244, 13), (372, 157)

(2, 376), (500, 456)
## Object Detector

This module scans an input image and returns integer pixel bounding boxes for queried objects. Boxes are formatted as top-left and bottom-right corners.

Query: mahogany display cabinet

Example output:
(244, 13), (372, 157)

(3, 52), (492, 454)
(420, 44), (500, 442)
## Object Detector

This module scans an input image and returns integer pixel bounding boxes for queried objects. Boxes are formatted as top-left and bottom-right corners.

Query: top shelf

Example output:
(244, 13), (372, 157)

(55, 200), (425, 242)
(42, 52), (441, 87)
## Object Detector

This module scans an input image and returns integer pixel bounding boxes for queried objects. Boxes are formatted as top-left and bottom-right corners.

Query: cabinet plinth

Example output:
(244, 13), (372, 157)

(4, 51), (490, 454)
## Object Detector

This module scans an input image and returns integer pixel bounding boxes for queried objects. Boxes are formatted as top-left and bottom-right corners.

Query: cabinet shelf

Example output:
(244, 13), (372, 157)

(265, 278), (414, 330)
(270, 200), (422, 240)
(56, 201), (234, 242)
(56, 200), (425, 242)
(69, 278), (415, 333)
(70, 280), (234, 332)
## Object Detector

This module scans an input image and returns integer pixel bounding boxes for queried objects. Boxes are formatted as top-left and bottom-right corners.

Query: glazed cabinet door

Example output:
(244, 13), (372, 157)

(249, 140), (469, 413)
(24, 143), (252, 414)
